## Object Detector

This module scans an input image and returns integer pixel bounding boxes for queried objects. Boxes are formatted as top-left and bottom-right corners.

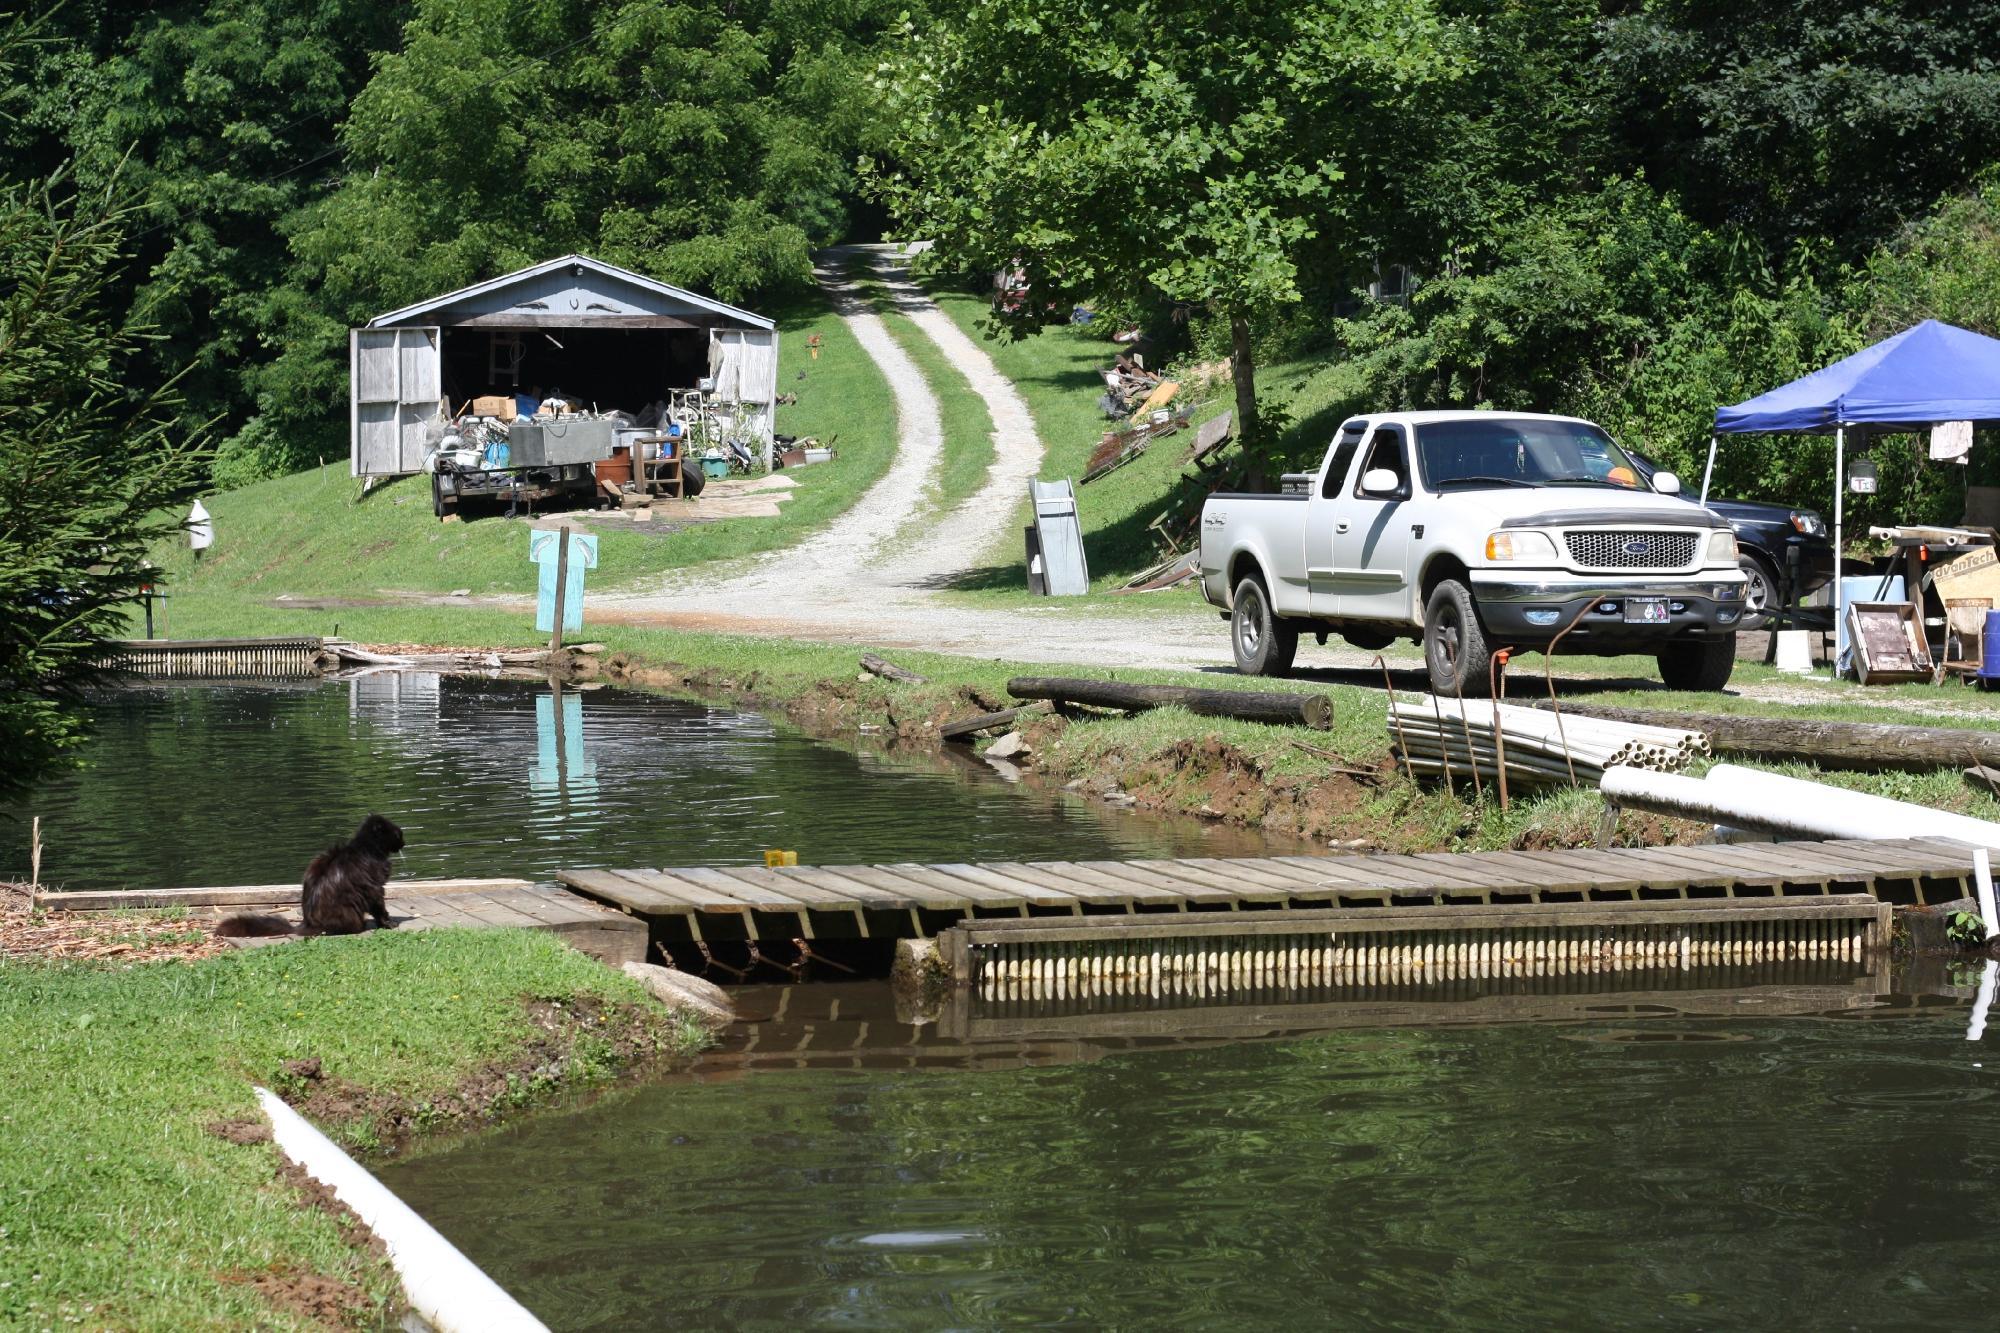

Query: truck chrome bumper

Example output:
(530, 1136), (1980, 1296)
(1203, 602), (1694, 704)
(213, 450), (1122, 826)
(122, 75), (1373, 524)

(1468, 571), (1746, 642)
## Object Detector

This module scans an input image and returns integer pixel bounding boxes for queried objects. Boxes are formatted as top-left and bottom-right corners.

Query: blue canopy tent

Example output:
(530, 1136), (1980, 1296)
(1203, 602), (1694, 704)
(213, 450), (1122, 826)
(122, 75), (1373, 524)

(1704, 319), (2000, 658)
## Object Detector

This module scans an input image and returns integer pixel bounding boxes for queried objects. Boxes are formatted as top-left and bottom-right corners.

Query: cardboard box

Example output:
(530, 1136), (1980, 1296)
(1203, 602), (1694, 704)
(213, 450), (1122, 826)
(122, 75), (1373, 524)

(1933, 545), (2000, 606)
(470, 394), (516, 421)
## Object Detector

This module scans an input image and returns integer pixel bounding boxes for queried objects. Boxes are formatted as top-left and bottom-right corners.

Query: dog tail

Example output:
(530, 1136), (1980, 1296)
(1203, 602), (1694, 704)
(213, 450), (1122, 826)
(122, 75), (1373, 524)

(213, 913), (297, 938)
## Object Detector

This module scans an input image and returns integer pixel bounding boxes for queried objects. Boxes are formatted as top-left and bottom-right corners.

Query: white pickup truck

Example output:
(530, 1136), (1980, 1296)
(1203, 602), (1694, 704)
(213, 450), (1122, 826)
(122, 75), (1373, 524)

(1198, 410), (1748, 694)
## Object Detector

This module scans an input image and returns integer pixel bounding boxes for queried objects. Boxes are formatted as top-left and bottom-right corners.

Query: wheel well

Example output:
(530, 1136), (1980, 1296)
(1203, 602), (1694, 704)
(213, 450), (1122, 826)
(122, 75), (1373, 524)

(1228, 552), (1268, 594)
(1420, 554), (1469, 604)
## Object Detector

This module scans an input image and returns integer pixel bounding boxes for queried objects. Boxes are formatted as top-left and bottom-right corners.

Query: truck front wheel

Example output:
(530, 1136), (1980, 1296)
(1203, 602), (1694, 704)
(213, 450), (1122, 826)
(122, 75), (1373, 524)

(1423, 579), (1492, 698)
(1657, 636), (1737, 691)
(1231, 577), (1298, 677)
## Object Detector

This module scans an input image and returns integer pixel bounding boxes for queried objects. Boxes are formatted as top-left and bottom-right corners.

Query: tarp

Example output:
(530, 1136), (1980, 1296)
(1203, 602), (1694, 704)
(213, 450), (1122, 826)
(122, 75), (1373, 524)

(1715, 319), (2000, 434)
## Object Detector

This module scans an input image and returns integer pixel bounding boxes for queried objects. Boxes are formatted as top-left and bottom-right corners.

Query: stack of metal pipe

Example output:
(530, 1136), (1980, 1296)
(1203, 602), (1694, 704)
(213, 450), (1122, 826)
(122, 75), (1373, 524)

(1389, 693), (1710, 787)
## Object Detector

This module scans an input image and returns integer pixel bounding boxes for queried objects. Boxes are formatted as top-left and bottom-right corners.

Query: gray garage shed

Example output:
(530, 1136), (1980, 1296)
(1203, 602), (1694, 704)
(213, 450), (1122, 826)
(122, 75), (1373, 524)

(349, 254), (778, 476)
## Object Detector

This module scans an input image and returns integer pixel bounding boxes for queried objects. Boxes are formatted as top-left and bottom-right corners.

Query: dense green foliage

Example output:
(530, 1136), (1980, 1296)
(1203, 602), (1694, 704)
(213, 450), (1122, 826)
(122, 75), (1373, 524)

(4, 0), (1999, 517)
(0, 148), (206, 797)
(878, 0), (2000, 522)
(866, 0), (1458, 469)
(8, 0), (901, 485)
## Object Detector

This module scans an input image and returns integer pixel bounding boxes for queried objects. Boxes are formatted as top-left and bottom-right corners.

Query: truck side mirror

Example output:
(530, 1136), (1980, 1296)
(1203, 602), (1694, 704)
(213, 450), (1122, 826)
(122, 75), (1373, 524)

(1360, 467), (1400, 496)
(1651, 470), (1682, 495)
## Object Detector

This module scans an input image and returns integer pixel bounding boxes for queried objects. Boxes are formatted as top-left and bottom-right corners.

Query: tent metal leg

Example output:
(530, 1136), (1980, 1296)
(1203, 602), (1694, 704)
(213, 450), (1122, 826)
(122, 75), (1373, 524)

(1700, 433), (1718, 506)
(1833, 423), (1846, 674)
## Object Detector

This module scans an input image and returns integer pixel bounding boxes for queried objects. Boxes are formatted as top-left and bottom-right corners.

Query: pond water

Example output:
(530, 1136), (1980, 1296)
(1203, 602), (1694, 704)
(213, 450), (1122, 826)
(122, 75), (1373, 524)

(380, 973), (2000, 1330)
(0, 676), (1280, 889)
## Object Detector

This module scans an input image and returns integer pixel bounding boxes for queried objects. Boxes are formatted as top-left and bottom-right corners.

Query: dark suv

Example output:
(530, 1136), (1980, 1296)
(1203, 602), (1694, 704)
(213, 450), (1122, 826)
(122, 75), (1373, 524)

(1630, 452), (1835, 624)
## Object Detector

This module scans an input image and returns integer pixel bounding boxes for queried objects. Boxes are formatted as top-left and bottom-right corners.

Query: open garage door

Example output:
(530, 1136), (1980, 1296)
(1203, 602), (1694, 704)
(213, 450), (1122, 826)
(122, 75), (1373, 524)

(351, 327), (443, 476)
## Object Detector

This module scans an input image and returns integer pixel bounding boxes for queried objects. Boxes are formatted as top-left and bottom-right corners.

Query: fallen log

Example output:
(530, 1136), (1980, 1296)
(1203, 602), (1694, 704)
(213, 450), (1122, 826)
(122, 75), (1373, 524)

(941, 701), (1052, 742)
(1524, 700), (2000, 773)
(1007, 676), (1332, 730)
(860, 652), (928, 684)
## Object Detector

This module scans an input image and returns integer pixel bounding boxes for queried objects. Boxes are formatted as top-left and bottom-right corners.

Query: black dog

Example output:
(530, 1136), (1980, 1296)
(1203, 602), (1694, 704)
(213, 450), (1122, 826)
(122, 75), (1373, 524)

(216, 814), (404, 938)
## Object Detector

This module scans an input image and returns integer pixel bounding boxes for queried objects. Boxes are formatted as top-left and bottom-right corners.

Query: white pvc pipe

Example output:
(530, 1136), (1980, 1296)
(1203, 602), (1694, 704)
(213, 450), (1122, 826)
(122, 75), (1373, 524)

(1702, 764), (2000, 851)
(1977, 848), (1998, 941)
(1601, 764), (2000, 851)
(256, 1088), (549, 1333)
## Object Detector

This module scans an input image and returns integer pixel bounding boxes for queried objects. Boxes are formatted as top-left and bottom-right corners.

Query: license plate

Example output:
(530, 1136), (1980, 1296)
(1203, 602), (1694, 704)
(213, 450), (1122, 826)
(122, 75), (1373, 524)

(1623, 597), (1670, 625)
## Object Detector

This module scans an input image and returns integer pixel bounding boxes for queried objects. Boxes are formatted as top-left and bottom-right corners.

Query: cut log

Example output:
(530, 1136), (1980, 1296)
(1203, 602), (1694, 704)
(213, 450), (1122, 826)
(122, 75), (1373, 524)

(860, 652), (928, 684)
(1007, 675), (1333, 730)
(1524, 700), (2000, 773)
(941, 700), (1052, 741)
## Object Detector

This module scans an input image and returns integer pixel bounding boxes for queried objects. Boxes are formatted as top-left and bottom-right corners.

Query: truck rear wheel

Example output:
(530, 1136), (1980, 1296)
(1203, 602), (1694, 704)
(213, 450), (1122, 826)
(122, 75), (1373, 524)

(1231, 576), (1298, 677)
(1657, 635), (1737, 691)
(1423, 579), (1491, 698)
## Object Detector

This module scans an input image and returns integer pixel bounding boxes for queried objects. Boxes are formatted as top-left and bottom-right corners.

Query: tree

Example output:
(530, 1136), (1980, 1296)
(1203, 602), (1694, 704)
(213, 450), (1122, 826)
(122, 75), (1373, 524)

(250, 0), (902, 478)
(0, 166), (208, 799)
(866, 0), (1458, 481)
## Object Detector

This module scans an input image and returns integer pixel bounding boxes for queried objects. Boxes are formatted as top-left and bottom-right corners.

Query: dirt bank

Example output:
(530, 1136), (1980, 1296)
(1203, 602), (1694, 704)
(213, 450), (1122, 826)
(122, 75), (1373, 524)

(593, 649), (1712, 852)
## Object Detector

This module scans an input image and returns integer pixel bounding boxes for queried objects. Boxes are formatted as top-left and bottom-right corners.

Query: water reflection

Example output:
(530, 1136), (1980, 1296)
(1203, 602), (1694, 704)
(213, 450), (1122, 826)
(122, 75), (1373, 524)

(379, 967), (2000, 1331)
(3, 676), (1288, 890)
(530, 685), (596, 797)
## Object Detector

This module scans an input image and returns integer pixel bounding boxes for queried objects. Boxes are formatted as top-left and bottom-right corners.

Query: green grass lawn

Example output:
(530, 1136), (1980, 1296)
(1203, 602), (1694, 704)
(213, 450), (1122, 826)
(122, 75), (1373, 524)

(0, 929), (702, 1330)
(148, 287), (896, 602)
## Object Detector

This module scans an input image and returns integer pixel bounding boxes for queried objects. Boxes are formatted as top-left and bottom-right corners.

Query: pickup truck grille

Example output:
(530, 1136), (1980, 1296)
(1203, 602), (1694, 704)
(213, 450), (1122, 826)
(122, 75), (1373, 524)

(1563, 529), (1700, 570)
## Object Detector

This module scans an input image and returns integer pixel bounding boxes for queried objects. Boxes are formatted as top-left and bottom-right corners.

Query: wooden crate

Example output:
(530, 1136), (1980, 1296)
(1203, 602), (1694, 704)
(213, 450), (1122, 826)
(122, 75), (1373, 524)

(1847, 601), (1935, 684)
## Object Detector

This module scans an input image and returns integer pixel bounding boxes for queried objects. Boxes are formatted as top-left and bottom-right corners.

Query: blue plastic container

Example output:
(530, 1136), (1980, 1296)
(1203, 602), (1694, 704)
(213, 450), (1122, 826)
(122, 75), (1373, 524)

(1980, 610), (2000, 686)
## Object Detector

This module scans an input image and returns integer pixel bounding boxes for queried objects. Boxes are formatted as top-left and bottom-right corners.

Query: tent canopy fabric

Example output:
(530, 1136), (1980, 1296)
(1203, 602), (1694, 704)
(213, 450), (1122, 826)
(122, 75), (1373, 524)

(1714, 319), (2000, 435)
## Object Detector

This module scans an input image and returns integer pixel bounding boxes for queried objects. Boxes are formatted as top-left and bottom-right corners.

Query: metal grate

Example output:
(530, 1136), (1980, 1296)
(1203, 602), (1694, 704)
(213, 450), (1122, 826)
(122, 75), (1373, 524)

(1563, 529), (1699, 569)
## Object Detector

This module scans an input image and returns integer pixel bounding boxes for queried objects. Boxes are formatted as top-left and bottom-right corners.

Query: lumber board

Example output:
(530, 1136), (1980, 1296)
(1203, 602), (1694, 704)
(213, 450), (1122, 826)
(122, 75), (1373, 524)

(1048, 857), (1222, 902)
(929, 863), (1079, 909)
(37, 877), (535, 914)
(814, 864), (971, 911)
(880, 863), (1029, 909)
(558, 869), (693, 916)
(991, 861), (1160, 906)
(1080, 859), (1272, 903)
(648, 867), (809, 912)
(1174, 857), (1340, 893)
(778, 867), (922, 910)
(1097, 858), (1290, 901)
(701, 866), (874, 908)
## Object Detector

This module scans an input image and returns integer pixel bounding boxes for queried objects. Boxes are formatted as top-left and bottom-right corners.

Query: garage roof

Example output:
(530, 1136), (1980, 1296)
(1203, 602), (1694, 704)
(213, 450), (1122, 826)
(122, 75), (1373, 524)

(366, 253), (775, 332)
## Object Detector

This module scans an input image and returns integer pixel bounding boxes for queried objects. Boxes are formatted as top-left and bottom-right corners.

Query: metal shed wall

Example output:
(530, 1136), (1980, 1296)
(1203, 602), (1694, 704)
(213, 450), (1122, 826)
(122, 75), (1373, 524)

(350, 256), (778, 477)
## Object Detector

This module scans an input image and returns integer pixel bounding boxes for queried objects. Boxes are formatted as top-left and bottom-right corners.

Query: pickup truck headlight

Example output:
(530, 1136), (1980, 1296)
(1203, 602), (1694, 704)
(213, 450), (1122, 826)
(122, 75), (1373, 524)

(1706, 530), (1739, 564)
(1485, 531), (1557, 562)
(1790, 511), (1826, 537)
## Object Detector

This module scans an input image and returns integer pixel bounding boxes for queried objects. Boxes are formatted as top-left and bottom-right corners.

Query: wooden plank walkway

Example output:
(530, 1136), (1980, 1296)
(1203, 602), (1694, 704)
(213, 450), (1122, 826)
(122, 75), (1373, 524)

(37, 879), (647, 967)
(558, 836), (1982, 944)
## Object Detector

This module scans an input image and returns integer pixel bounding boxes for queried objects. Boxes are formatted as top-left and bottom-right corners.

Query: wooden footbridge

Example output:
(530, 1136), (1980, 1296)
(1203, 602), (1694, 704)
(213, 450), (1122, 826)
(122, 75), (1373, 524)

(557, 836), (1984, 945)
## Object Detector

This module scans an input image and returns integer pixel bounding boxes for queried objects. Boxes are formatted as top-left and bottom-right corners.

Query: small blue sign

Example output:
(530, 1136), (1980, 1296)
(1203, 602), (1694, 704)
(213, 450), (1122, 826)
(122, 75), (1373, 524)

(529, 529), (598, 634)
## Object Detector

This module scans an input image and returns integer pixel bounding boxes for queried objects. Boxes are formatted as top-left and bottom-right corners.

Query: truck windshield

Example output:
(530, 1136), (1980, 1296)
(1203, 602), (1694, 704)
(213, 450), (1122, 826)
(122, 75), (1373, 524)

(1416, 418), (1645, 491)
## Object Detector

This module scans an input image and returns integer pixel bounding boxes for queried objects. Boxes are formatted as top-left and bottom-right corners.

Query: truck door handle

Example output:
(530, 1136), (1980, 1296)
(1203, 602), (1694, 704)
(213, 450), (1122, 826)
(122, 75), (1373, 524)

(1335, 520), (1351, 534)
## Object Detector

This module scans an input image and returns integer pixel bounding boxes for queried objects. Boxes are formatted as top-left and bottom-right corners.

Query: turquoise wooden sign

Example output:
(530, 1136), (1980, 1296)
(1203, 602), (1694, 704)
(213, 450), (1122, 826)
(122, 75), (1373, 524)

(529, 529), (598, 633)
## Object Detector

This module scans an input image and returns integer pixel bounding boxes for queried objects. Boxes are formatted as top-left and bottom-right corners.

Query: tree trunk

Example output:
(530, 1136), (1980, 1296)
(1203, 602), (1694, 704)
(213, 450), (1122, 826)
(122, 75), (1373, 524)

(1007, 675), (1332, 730)
(1228, 311), (1265, 491)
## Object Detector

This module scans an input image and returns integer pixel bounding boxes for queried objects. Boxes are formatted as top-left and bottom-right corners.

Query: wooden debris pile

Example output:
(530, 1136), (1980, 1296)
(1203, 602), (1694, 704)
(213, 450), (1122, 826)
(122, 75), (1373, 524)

(1389, 694), (1709, 788)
